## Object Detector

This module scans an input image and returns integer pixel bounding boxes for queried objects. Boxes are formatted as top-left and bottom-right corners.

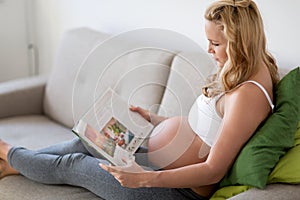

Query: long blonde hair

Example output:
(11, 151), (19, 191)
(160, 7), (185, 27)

(203, 0), (279, 97)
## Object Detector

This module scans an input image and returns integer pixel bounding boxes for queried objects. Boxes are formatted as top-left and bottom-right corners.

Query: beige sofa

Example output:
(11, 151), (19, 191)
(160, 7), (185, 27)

(0, 28), (299, 200)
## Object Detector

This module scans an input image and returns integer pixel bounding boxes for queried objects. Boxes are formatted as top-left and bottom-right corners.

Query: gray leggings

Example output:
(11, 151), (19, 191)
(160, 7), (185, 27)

(7, 138), (207, 200)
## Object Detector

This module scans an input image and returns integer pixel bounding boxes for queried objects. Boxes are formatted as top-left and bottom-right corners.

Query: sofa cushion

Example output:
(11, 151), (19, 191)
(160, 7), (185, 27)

(220, 67), (300, 189)
(227, 184), (300, 200)
(210, 185), (252, 200)
(72, 46), (174, 123)
(44, 28), (110, 128)
(268, 121), (300, 184)
(44, 28), (177, 128)
(0, 176), (102, 200)
(157, 51), (216, 117)
(71, 29), (190, 126)
(0, 115), (74, 149)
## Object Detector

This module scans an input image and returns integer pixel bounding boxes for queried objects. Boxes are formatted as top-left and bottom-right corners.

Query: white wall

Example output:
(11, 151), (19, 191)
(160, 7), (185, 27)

(0, 0), (31, 82)
(32, 0), (300, 75)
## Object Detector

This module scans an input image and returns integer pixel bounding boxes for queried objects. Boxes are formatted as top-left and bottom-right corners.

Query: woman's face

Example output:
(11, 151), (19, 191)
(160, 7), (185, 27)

(205, 20), (228, 68)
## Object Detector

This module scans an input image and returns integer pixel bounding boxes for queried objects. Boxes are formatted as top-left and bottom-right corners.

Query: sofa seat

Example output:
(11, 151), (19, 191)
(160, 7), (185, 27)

(0, 115), (74, 150)
(0, 176), (100, 200)
(229, 184), (300, 200)
(0, 115), (105, 200)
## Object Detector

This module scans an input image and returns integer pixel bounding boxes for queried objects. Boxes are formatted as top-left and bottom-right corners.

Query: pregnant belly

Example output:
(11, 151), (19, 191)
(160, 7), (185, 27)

(147, 116), (210, 169)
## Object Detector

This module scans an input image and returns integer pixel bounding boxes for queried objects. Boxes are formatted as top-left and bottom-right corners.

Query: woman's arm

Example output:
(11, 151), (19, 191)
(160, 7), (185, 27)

(102, 84), (271, 188)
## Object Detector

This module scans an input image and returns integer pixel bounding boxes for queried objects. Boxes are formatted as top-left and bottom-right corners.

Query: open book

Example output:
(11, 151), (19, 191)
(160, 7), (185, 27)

(72, 88), (154, 166)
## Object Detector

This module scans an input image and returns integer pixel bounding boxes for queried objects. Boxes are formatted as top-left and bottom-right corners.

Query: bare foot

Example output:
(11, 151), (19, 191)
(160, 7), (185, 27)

(0, 159), (19, 178)
(0, 140), (19, 178)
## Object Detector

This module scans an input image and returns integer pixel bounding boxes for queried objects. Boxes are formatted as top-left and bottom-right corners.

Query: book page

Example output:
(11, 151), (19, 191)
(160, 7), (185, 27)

(72, 88), (154, 166)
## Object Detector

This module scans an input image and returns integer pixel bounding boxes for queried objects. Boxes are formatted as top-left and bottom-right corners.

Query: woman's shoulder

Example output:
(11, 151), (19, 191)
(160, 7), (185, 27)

(223, 80), (273, 119)
(226, 65), (274, 98)
(225, 81), (269, 102)
(225, 82), (259, 103)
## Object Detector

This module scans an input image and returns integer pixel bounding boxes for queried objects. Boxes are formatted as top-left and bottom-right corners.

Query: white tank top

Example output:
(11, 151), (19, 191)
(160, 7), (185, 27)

(188, 80), (274, 147)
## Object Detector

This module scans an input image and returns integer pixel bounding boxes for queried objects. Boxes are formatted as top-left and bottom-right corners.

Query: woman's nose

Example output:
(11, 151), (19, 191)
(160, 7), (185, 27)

(207, 44), (214, 54)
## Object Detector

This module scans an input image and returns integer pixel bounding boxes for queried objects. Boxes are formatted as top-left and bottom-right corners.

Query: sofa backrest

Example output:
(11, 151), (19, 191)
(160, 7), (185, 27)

(43, 28), (110, 128)
(157, 51), (216, 117)
(43, 28), (176, 128)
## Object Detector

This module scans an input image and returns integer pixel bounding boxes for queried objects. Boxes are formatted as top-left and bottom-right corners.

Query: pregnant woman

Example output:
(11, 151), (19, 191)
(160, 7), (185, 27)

(0, 0), (279, 199)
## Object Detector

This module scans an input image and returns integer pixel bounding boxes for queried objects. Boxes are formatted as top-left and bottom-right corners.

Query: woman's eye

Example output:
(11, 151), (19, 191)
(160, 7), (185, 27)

(212, 43), (219, 47)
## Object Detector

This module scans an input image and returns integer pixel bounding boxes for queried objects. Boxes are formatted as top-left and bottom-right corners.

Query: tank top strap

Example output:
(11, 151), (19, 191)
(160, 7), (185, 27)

(239, 80), (274, 111)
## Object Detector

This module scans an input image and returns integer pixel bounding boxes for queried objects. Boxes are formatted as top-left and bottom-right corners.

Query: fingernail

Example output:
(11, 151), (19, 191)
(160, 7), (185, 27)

(129, 106), (135, 110)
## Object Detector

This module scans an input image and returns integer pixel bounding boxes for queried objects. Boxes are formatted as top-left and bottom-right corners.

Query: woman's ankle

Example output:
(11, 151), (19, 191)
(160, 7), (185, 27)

(0, 159), (19, 179)
(0, 140), (13, 162)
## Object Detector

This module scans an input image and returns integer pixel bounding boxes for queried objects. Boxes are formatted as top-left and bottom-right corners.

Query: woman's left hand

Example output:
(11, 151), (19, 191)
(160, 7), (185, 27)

(100, 159), (155, 188)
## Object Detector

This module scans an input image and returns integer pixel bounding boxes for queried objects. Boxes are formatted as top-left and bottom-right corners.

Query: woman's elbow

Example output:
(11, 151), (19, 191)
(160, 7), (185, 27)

(210, 173), (224, 184)
(205, 164), (227, 184)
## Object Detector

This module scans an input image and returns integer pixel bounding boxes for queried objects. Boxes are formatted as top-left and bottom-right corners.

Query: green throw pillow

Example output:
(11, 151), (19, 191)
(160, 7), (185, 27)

(211, 122), (300, 200)
(268, 122), (300, 184)
(210, 185), (252, 200)
(220, 67), (300, 189)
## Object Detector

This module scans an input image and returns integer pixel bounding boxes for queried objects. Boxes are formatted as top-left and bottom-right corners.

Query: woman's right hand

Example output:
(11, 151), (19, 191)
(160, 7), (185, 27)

(129, 105), (151, 122)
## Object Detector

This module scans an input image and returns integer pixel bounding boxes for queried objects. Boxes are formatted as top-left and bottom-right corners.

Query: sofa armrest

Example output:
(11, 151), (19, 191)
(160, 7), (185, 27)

(0, 75), (48, 119)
